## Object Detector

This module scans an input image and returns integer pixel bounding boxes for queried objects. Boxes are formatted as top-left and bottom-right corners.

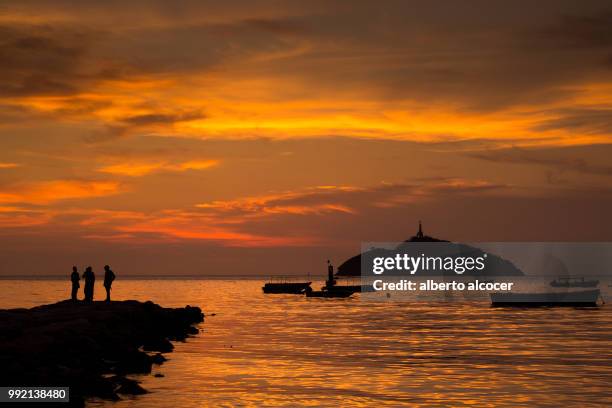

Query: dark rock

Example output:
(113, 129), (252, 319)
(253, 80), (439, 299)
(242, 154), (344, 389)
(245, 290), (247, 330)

(0, 300), (204, 404)
(143, 337), (174, 352)
(111, 376), (148, 395)
(151, 353), (167, 364)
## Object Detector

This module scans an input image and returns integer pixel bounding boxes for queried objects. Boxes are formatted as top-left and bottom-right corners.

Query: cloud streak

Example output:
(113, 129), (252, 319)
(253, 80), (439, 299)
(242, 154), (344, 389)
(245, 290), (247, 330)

(0, 180), (121, 204)
(468, 146), (612, 177)
(98, 159), (219, 177)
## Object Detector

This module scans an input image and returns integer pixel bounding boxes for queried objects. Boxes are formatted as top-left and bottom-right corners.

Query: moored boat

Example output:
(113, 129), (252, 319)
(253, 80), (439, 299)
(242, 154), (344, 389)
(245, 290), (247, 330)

(335, 284), (376, 293)
(305, 285), (357, 298)
(262, 281), (312, 294)
(490, 289), (601, 307)
(550, 277), (599, 288)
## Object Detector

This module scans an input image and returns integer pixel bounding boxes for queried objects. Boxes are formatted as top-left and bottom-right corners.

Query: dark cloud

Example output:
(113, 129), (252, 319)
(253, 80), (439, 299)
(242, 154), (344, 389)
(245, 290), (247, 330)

(531, 108), (612, 134)
(81, 110), (206, 143)
(538, 11), (612, 50)
(120, 111), (205, 127)
(468, 146), (612, 177)
(2, 3), (612, 111)
(236, 18), (307, 36)
(0, 17), (297, 98)
(0, 24), (103, 96)
(0, 103), (30, 124)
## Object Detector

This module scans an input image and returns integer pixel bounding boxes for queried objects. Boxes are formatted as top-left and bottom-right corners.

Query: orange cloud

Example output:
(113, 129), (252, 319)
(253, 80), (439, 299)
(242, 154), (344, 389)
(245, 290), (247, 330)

(0, 179), (513, 245)
(195, 186), (359, 216)
(26, 206), (321, 247)
(114, 222), (316, 247)
(0, 206), (51, 227)
(77, 209), (148, 226)
(74, 180), (509, 246)
(98, 159), (219, 176)
(259, 204), (354, 215)
(0, 162), (20, 169)
(0, 180), (121, 204)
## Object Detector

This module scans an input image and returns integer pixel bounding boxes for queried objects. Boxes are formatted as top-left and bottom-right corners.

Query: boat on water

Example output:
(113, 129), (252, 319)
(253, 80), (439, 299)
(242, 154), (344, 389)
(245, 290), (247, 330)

(305, 261), (360, 298)
(262, 280), (312, 294)
(550, 277), (599, 288)
(490, 289), (601, 307)
(335, 284), (376, 293)
(305, 285), (357, 298)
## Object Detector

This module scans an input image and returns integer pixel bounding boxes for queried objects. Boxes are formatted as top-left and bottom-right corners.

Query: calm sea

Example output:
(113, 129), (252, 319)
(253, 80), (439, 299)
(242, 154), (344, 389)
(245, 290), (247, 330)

(2, 279), (612, 407)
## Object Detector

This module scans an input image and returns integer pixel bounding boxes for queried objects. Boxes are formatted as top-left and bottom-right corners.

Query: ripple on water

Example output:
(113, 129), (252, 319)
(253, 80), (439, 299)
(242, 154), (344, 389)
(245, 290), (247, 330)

(2, 279), (612, 407)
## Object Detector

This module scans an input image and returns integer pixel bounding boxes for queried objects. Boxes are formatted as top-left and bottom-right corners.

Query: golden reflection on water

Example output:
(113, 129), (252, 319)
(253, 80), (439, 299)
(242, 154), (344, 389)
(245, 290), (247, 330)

(2, 279), (612, 407)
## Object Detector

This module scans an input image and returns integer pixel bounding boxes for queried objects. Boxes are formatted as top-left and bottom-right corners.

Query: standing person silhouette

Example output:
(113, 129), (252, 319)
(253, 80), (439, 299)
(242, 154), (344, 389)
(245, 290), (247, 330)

(103, 265), (116, 302)
(326, 260), (336, 288)
(70, 266), (80, 301)
(82, 266), (95, 302)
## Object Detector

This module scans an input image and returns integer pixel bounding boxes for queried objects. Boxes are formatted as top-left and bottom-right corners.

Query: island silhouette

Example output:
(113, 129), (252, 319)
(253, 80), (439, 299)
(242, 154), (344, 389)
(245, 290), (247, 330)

(336, 222), (524, 277)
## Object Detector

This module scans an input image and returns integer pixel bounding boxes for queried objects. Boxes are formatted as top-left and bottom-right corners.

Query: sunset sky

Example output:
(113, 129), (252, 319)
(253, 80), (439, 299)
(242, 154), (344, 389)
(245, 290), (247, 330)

(1, 0), (612, 276)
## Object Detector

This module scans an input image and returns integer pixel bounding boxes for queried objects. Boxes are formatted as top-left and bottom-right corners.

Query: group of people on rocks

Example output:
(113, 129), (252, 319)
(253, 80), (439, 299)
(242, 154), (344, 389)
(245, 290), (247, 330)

(70, 265), (116, 302)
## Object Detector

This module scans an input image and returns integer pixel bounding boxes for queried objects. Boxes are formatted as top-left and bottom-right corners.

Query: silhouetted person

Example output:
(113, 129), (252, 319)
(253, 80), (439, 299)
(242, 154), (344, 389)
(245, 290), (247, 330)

(326, 260), (336, 287)
(103, 265), (115, 302)
(70, 266), (80, 301)
(82, 266), (95, 302)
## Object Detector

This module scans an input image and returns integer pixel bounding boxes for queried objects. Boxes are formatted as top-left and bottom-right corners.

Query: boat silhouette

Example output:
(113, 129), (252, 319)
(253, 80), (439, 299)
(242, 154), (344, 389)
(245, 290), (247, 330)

(550, 277), (599, 288)
(304, 261), (359, 298)
(304, 285), (356, 298)
(490, 289), (601, 307)
(262, 277), (312, 294)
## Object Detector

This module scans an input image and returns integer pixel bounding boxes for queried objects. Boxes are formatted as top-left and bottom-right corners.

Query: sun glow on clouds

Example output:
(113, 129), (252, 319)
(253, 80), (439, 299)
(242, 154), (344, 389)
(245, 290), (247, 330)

(82, 186), (362, 246)
(0, 206), (51, 227)
(195, 186), (359, 216)
(11, 79), (612, 148)
(0, 180), (121, 205)
(0, 176), (596, 248)
(98, 160), (219, 176)
(76, 180), (504, 245)
(114, 222), (317, 247)
(1, 2), (612, 261)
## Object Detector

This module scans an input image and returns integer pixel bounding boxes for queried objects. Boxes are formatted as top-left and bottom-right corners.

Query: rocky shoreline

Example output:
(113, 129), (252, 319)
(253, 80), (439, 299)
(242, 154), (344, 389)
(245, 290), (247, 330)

(0, 300), (204, 406)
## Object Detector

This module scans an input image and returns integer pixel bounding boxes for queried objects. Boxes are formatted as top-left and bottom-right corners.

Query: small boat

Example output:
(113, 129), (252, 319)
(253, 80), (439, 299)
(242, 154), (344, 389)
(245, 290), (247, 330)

(490, 289), (601, 307)
(335, 284), (376, 293)
(550, 277), (599, 288)
(305, 285), (357, 298)
(262, 281), (312, 294)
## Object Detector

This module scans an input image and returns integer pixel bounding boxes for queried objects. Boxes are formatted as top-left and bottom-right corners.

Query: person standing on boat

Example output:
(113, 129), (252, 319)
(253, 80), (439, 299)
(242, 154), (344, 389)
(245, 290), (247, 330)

(103, 265), (116, 302)
(70, 266), (80, 301)
(326, 260), (336, 288)
(82, 266), (95, 302)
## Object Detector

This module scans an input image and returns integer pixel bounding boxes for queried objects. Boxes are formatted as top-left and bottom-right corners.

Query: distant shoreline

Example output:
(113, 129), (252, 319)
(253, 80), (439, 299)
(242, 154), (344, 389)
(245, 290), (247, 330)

(2, 274), (608, 280)
(0, 274), (331, 281)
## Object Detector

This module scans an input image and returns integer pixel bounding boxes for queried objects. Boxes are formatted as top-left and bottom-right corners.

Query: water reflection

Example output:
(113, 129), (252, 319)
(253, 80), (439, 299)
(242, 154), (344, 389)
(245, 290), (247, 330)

(1, 279), (612, 407)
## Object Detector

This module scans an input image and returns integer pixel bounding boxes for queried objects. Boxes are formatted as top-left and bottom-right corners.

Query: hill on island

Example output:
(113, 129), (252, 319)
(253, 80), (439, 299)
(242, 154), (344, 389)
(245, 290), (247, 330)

(336, 222), (524, 277)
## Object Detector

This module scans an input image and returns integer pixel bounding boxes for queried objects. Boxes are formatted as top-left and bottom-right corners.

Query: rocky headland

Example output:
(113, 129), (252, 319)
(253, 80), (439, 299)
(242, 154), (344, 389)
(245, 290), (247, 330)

(0, 300), (204, 406)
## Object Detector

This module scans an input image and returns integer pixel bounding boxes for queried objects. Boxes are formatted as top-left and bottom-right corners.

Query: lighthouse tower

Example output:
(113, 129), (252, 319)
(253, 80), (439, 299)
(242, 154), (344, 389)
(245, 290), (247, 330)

(416, 220), (424, 239)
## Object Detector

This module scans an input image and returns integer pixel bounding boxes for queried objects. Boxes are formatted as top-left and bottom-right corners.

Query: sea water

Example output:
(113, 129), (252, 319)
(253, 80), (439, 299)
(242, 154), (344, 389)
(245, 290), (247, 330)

(1, 278), (612, 407)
